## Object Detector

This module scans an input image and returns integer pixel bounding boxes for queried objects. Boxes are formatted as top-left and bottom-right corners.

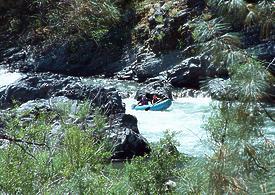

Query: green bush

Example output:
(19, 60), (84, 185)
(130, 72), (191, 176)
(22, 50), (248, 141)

(22, 0), (121, 42)
(0, 102), (110, 194)
(125, 130), (188, 194)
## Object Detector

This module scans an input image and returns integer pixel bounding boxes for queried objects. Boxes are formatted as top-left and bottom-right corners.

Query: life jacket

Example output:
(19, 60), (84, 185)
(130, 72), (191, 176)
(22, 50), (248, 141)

(152, 96), (159, 104)
(140, 97), (148, 105)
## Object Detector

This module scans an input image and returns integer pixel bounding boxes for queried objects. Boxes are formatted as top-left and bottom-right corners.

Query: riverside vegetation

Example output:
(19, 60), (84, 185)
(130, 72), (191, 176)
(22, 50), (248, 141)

(0, 101), (186, 194)
(0, 0), (274, 194)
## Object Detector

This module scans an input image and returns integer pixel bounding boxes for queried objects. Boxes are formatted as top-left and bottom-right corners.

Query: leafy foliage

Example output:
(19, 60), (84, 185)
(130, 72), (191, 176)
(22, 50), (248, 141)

(126, 130), (187, 194)
(176, 159), (209, 194)
(0, 100), (187, 194)
(191, 17), (243, 68)
(206, 0), (274, 38)
(0, 102), (109, 194)
(18, 0), (121, 43)
(191, 18), (231, 43)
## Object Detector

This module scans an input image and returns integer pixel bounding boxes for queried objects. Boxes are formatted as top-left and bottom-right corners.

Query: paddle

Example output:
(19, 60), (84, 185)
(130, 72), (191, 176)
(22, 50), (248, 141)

(131, 104), (137, 109)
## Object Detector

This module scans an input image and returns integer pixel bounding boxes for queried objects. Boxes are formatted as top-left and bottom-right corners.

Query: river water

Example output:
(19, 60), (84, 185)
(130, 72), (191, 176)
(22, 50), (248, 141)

(0, 68), (274, 156)
(124, 97), (212, 156)
(0, 68), (23, 88)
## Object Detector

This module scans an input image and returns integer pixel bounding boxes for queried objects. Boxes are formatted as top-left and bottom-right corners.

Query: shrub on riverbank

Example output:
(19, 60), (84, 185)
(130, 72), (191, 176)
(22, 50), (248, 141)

(1, 0), (121, 43)
(0, 101), (188, 194)
(126, 131), (187, 194)
(0, 103), (109, 193)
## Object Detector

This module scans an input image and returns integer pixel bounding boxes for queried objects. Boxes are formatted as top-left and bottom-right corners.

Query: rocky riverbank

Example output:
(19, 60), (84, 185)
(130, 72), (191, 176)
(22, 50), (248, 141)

(0, 73), (151, 161)
(1, 0), (274, 101)
(0, 0), (274, 161)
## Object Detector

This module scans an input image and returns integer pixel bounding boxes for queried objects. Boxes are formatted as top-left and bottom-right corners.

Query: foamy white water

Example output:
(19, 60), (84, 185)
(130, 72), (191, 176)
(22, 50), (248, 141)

(124, 97), (212, 156)
(0, 68), (23, 87)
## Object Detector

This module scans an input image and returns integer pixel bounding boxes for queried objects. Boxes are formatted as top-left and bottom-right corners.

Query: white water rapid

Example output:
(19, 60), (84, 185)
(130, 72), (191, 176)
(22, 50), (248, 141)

(0, 68), (23, 88)
(124, 97), (212, 156)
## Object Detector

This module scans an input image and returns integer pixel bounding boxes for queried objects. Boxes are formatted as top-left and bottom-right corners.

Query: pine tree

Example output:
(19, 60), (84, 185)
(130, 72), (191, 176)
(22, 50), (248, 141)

(191, 0), (275, 193)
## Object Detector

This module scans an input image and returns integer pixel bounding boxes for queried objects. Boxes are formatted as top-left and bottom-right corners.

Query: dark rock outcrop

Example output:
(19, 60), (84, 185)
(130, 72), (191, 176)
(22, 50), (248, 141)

(117, 49), (184, 82)
(104, 113), (150, 160)
(115, 1), (206, 82)
(105, 112), (151, 161)
(134, 0), (205, 53)
(0, 88), (150, 161)
(111, 127), (151, 160)
(134, 80), (173, 100)
(166, 55), (228, 88)
(0, 74), (125, 115)
(34, 40), (125, 76)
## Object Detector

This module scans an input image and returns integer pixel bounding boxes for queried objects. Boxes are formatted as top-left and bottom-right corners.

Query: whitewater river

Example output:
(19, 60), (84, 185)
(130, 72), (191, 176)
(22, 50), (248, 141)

(82, 78), (275, 156)
(0, 68), (23, 88)
(0, 68), (274, 156)
(124, 97), (212, 156)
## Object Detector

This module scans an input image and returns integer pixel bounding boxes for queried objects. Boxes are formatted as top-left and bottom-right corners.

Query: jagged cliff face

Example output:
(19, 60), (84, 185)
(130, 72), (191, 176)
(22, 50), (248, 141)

(0, 0), (274, 90)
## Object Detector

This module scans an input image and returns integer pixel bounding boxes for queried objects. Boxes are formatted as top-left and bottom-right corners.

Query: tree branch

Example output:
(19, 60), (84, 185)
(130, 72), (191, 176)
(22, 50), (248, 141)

(260, 103), (275, 122)
(0, 134), (46, 147)
(13, 142), (37, 159)
(265, 57), (275, 70)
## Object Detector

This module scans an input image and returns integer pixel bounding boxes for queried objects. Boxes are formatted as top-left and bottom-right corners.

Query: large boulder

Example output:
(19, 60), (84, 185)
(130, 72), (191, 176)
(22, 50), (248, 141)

(34, 40), (124, 76)
(110, 127), (151, 160)
(166, 55), (227, 89)
(0, 74), (125, 114)
(104, 113), (151, 160)
(134, 80), (173, 100)
(116, 48), (184, 82)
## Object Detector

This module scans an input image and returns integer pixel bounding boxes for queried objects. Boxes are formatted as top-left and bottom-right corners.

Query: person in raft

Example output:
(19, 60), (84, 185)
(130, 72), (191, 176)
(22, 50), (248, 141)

(151, 95), (161, 104)
(138, 95), (149, 105)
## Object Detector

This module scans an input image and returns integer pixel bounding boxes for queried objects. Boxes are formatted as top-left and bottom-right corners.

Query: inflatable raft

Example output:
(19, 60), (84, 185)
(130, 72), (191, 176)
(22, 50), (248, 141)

(132, 99), (172, 111)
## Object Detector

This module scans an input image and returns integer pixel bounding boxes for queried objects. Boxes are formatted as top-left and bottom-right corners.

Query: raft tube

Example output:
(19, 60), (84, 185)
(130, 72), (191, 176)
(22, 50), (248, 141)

(132, 99), (172, 111)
